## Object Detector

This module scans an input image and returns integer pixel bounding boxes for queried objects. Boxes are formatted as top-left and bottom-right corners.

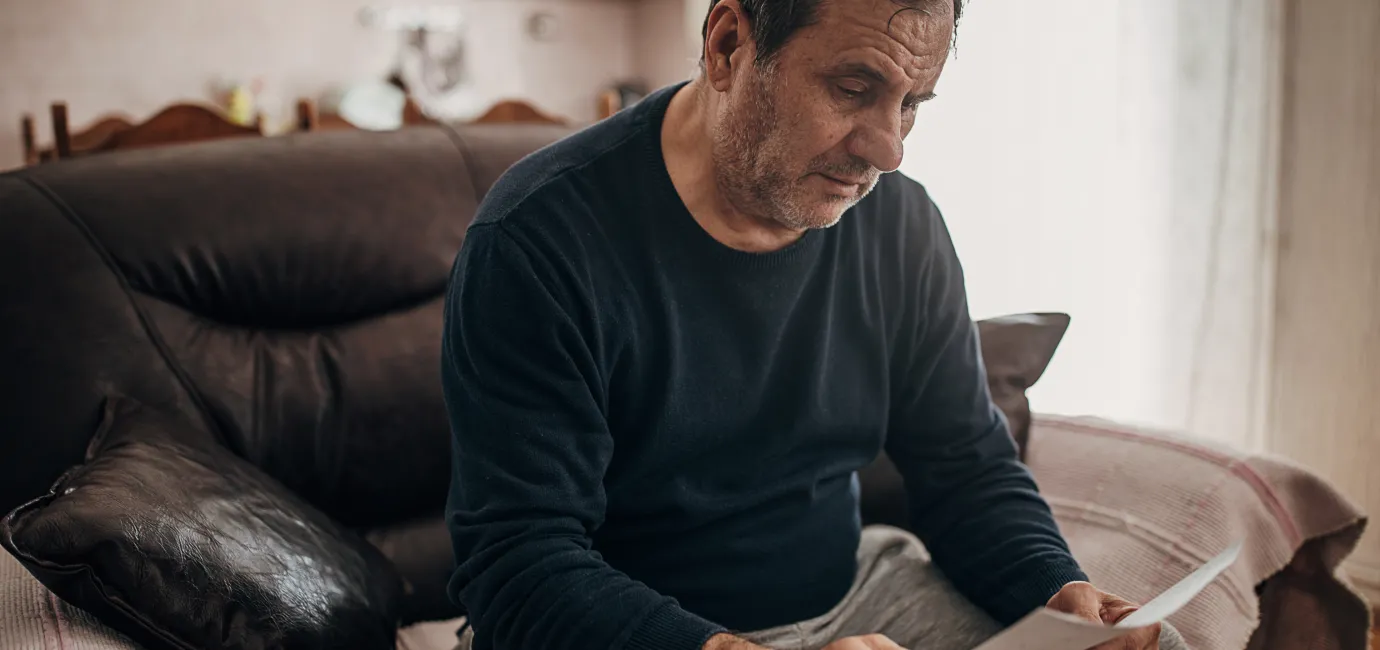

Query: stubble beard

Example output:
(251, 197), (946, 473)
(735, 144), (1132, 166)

(711, 64), (863, 233)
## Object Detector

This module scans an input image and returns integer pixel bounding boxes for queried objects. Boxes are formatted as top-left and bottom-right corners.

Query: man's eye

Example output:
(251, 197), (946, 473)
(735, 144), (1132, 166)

(837, 85), (866, 99)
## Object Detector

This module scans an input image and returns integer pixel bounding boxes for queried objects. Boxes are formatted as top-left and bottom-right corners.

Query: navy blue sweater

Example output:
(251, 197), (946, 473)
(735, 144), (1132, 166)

(441, 84), (1086, 650)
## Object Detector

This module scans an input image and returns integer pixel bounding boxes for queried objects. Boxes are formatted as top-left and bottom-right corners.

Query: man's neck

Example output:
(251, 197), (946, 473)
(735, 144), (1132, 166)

(660, 80), (805, 254)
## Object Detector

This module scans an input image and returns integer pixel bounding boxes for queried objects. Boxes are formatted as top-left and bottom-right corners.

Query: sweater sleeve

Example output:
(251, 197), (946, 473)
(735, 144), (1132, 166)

(884, 194), (1088, 625)
(441, 222), (726, 650)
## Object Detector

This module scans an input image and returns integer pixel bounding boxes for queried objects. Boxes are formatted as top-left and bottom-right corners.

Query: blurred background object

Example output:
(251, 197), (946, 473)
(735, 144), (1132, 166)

(220, 78), (263, 127)
(330, 80), (410, 131)
(2, 0), (683, 166)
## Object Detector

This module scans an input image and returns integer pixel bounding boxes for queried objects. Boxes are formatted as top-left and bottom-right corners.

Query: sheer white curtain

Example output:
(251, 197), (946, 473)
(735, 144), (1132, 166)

(901, 0), (1282, 449)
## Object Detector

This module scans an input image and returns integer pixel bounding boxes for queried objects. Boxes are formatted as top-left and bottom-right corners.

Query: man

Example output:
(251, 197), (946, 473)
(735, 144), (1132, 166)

(441, 0), (1187, 649)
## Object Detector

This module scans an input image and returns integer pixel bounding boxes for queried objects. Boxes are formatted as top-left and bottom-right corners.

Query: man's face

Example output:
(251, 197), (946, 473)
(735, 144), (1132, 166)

(711, 0), (953, 230)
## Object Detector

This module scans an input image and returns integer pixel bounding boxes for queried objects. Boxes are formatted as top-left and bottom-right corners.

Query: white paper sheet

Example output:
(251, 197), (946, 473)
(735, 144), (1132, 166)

(971, 541), (1242, 650)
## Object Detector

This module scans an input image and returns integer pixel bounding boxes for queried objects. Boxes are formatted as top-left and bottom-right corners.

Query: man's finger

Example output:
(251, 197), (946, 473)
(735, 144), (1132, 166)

(1090, 622), (1160, 650)
(861, 633), (907, 649)
(823, 634), (908, 650)
(1048, 582), (1103, 622)
(1101, 602), (1140, 625)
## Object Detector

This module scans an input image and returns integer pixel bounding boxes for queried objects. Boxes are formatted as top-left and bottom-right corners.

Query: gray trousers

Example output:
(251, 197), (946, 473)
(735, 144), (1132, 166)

(739, 526), (1188, 650)
(455, 526), (1188, 650)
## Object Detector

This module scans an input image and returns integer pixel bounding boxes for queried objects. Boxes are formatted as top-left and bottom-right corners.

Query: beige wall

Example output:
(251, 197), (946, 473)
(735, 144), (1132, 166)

(0, 0), (641, 170)
(1270, 0), (1380, 604)
(633, 0), (698, 91)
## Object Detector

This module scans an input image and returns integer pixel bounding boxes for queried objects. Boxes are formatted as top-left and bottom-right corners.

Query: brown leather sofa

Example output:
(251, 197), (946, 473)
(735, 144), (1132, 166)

(0, 124), (575, 626)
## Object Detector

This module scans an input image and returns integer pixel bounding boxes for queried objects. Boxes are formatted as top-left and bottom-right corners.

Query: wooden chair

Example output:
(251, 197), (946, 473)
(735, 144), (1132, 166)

(20, 114), (37, 165)
(308, 97), (561, 130)
(49, 101), (262, 160)
(471, 99), (566, 125)
(18, 111), (126, 164)
(596, 90), (630, 121)
(295, 98), (319, 132)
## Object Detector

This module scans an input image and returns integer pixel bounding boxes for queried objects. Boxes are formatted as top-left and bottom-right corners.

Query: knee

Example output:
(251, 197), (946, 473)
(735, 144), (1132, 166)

(1158, 621), (1190, 650)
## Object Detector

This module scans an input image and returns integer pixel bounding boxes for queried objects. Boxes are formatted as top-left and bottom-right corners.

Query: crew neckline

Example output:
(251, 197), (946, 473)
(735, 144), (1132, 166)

(637, 82), (825, 272)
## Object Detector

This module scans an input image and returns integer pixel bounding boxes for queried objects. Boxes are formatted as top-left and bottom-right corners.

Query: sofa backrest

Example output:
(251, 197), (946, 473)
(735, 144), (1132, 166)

(0, 124), (571, 526)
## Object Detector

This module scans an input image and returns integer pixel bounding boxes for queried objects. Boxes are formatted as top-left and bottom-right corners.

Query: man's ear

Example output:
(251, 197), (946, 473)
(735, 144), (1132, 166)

(703, 0), (752, 92)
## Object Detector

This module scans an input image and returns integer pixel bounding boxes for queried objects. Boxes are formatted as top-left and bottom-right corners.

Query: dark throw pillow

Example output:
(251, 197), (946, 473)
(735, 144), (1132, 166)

(857, 312), (1071, 529)
(976, 312), (1071, 459)
(0, 396), (403, 650)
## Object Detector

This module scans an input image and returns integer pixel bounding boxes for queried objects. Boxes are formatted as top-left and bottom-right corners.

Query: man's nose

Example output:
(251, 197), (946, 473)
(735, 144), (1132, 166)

(845, 112), (905, 173)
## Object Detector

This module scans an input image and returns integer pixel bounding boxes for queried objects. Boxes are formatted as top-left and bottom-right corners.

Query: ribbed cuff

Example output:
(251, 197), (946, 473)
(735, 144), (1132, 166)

(989, 560), (1089, 625)
(624, 602), (727, 650)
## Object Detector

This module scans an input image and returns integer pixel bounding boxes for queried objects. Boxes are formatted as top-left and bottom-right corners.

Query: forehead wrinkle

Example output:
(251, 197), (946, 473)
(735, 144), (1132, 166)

(883, 5), (952, 62)
(833, 45), (917, 89)
(813, 0), (951, 78)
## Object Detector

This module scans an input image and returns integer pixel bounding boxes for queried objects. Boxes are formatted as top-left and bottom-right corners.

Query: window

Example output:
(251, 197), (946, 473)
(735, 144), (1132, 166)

(901, 0), (1280, 447)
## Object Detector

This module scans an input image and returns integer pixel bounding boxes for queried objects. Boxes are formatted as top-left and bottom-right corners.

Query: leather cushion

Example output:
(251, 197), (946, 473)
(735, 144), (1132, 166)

(974, 312), (1071, 457)
(364, 516), (461, 624)
(0, 395), (403, 650)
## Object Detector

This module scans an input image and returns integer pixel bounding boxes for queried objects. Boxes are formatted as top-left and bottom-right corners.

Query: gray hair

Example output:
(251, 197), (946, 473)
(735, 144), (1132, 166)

(700, 0), (965, 66)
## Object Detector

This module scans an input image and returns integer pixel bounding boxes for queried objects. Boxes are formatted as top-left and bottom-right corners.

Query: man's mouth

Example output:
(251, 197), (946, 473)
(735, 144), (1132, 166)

(817, 172), (867, 189)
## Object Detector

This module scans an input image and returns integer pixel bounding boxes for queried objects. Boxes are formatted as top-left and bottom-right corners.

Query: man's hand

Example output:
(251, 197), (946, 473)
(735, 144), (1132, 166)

(703, 633), (769, 649)
(1046, 582), (1159, 650)
(822, 634), (908, 649)
(704, 633), (907, 650)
